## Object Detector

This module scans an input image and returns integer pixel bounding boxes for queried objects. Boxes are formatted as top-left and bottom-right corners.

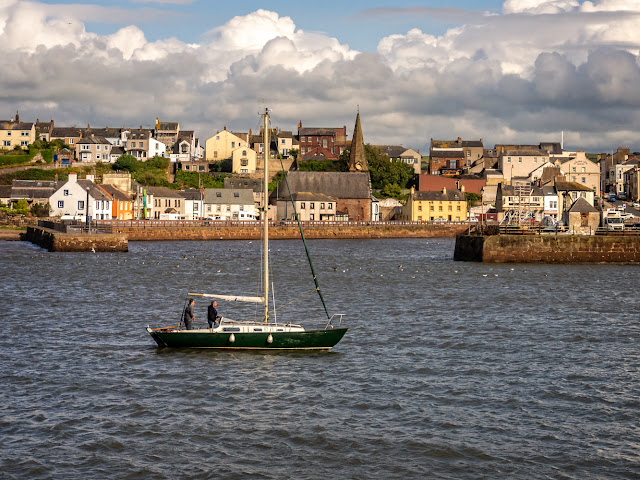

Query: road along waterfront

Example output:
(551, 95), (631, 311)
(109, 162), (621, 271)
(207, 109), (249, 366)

(2, 238), (639, 479)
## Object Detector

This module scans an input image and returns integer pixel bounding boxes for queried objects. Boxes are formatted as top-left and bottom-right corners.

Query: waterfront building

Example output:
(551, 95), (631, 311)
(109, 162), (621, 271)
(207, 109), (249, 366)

(97, 184), (133, 220)
(9, 179), (59, 207)
(146, 186), (186, 219)
(155, 119), (180, 150)
(499, 148), (550, 184)
(275, 192), (337, 221)
(556, 151), (600, 197)
(203, 188), (255, 220)
(402, 186), (467, 222)
(232, 146), (257, 174)
(180, 190), (204, 220)
(49, 173), (112, 220)
(50, 126), (82, 151)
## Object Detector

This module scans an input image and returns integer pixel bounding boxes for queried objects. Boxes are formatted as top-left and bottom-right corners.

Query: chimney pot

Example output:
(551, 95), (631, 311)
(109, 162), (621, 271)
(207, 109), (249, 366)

(442, 187), (447, 194)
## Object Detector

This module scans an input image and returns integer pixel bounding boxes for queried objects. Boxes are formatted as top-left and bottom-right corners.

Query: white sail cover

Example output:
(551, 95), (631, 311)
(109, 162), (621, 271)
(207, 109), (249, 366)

(188, 292), (265, 304)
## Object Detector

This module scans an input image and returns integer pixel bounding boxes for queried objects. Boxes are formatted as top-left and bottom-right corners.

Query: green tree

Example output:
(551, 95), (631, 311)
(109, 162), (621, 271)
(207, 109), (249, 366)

(365, 144), (413, 191)
(147, 156), (170, 170)
(113, 154), (139, 172)
(15, 198), (29, 210)
(466, 192), (482, 207)
(288, 148), (299, 159)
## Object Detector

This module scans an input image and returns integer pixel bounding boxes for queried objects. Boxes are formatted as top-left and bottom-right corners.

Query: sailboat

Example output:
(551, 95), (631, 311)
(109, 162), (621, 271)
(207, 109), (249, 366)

(146, 109), (348, 350)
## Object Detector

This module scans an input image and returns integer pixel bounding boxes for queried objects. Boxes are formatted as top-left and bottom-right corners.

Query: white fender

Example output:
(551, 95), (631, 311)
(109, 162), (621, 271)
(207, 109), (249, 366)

(266, 334), (273, 344)
(229, 333), (235, 343)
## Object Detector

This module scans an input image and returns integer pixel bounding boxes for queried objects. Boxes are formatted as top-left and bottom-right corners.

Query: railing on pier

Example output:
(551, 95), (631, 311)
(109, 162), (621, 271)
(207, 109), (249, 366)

(466, 223), (640, 236)
(92, 219), (472, 228)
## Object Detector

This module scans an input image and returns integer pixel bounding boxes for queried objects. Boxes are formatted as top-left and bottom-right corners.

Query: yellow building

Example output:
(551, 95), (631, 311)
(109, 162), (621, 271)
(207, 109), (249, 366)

(232, 147), (257, 174)
(205, 129), (249, 161)
(556, 151), (600, 197)
(402, 186), (467, 222)
(0, 114), (36, 150)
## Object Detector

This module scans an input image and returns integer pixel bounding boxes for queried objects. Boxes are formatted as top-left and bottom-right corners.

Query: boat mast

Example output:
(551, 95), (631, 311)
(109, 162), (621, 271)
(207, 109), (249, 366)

(263, 108), (270, 323)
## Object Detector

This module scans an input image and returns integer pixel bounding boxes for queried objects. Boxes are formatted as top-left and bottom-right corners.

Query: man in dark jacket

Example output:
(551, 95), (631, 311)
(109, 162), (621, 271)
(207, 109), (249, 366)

(184, 299), (195, 330)
(208, 300), (221, 329)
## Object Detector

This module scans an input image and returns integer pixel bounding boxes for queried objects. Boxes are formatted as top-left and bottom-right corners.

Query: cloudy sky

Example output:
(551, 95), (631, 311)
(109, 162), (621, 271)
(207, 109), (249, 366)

(2, 0), (640, 152)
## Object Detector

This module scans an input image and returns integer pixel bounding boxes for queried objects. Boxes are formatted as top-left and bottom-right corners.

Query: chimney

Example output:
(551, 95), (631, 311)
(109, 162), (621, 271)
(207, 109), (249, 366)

(461, 185), (466, 193)
(224, 126), (227, 130)
(15, 111), (19, 122)
(442, 187), (447, 195)
(69, 173), (78, 183)
(410, 186), (415, 195)
(458, 137), (461, 144)
(87, 124), (90, 129)
(54, 173), (58, 183)
(86, 174), (95, 182)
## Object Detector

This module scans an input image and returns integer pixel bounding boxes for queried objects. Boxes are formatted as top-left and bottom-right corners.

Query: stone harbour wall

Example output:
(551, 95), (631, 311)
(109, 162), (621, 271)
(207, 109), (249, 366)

(25, 226), (128, 252)
(113, 224), (469, 241)
(454, 234), (640, 263)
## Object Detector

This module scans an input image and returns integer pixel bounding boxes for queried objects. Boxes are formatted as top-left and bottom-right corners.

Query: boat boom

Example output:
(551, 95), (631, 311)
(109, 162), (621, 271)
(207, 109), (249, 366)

(188, 292), (265, 303)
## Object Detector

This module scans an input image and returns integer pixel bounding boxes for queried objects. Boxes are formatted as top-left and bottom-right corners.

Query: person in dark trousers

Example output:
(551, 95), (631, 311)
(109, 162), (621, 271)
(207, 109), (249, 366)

(208, 300), (222, 329)
(184, 298), (195, 330)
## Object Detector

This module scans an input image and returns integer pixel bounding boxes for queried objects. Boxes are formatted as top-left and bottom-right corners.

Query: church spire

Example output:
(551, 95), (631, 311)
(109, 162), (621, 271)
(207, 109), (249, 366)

(348, 110), (367, 172)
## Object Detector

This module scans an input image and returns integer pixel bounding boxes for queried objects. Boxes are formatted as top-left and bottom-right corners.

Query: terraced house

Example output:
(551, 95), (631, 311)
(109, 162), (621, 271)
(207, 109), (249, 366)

(402, 186), (467, 222)
(75, 135), (112, 163)
(0, 113), (36, 149)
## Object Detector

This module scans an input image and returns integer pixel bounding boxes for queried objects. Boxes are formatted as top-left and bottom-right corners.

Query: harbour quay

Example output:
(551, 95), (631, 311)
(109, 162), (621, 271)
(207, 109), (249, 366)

(454, 231), (640, 263)
(24, 222), (127, 252)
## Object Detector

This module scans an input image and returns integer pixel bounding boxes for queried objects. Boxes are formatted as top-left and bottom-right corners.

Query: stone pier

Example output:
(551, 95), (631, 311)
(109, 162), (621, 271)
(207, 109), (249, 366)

(454, 234), (640, 263)
(25, 226), (128, 252)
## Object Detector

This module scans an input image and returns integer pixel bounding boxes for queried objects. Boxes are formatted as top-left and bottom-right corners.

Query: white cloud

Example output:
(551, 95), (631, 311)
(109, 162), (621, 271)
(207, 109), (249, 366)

(1, 0), (640, 151)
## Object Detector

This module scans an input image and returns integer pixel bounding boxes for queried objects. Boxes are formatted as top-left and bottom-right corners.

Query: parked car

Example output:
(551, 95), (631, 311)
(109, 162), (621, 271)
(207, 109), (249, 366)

(633, 202), (640, 208)
(620, 213), (634, 219)
(618, 192), (627, 200)
(609, 196), (617, 202)
(617, 204), (626, 211)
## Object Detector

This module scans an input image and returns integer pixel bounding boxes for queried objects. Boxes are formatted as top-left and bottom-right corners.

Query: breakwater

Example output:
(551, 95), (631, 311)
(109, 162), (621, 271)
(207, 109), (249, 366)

(25, 226), (128, 252)
(110, 223), (468, 241)
(454, 234), (640, 263)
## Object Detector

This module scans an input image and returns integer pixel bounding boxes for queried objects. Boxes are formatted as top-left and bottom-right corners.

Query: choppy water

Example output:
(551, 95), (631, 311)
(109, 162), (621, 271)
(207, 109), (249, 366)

(1, 238), (639, 479)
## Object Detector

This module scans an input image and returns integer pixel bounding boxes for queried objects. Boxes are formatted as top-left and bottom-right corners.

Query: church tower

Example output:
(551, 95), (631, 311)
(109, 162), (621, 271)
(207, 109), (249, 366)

(348, 111), (368, 172)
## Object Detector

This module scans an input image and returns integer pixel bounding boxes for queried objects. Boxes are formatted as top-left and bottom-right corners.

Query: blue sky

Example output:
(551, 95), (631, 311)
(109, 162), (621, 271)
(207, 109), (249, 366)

(36, 0), (505, 51)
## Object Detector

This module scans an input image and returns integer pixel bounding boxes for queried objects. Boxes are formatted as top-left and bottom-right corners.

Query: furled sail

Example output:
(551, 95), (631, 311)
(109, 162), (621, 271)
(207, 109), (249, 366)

(188, 292), (265, 303)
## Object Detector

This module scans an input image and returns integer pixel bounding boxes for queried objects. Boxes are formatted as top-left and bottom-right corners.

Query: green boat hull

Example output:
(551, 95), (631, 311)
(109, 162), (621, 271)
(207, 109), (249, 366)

(148, 327), (348, 350)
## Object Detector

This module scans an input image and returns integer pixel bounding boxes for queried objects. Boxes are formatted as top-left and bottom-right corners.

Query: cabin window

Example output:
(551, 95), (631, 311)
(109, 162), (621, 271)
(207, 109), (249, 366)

(223, 327), (241, 332)
(277, 329), (283, 331)
(253, 328), (262, 332)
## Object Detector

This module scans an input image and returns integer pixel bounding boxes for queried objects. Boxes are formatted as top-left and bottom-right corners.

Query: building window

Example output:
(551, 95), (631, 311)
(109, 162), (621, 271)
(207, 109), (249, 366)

(582, 177), (586, 184)
(216, 192), (221, 197)
(241, 159), (248, 166)
(328, 203), (332, 209)
(2, 141), (9, 146)
(58, 200), (63, 208)
(242, 150), (247, 156)
(226, 205), (230, 212)
(69, 139), (74, 144)
(310, 214), (314, 221)
(572, 167), (576, 173)
(300, 202), (305, 209)
(457, 205), (461, 211)
(216, 205), (220, 212)
(231, 142), (235, 148)
(96, 145), (100, 151)
(518, 157), (522, 163)
(321, 203), (325, 209)
(214, 151), (218, 158)
(240, 205), (244, 211)
(439, 206), (443, 212)
(466, 150), (470, 157)
(234, 192), (239, 197)
(81, 145), (90, 150)
(310, 202), (315, 209)
(507, 157), (511, 163)
(194, 203), (199, 211)
(418, 205), (422, 212)
(63, 189), (69, 196)
(78, 201), (84, 210)
(20, 141), (28, 146)
(430, 205), (434, 211)
(581, 167), (586, 173)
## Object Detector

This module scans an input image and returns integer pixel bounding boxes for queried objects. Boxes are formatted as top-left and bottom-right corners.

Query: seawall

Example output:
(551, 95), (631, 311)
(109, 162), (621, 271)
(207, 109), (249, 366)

(25, 226), (128, 252)
(454, 234), (640, 263)
(111, 224), (468, 241)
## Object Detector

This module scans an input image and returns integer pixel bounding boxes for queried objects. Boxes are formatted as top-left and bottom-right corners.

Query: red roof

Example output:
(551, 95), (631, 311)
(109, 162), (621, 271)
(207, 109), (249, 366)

(417, 174), (486, 195)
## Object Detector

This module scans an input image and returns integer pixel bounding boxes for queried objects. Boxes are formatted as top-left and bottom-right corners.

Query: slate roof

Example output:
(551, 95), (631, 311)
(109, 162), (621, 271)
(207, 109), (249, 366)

(51, 127), (82, 138)
(157, 122), (179, 131)
(299, 127), (337, 137)
(179, 190), (203, 201)
(431, 139), (462, 149)
(500, 185), (544, 196)
(539, 142), (563, 155)
(77, 135), (111, 145)
(110, 146), (124, 156)
(146, 186), (184, 198)
(462, 140), (483, 147)
(555, 181), (593, 192)
(284, 171), (371, 199)
(431, 150), (464, 158)
(224, 177), (264, 192)
(98, 184), (130, 202)
(128, 129), (152, 140)
(0, 121), (33, 130)
(72, 180), (112, 201)
(376, 145), (406, 158)
(569, 197), (598, 213)
(414, 189), (466, 202)
(85, 127), (121, 138)
(11, 180), (59, 199)
(542, 186), (557, 196)
(203, 188), (254, 205)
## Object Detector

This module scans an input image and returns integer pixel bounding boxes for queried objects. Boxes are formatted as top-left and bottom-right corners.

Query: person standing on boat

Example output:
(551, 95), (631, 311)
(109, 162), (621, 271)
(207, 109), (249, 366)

(184, 299), (195, 330)
(208, 300), (221, 329)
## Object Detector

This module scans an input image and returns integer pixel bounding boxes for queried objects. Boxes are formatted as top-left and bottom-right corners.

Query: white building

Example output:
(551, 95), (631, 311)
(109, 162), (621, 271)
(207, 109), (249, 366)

(49, 173), (112, 220)
(203, 188), (255, 220)
(149, 137), (167, 158)
(180, 190), (204, 220)
(542, 185), (559, 221)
